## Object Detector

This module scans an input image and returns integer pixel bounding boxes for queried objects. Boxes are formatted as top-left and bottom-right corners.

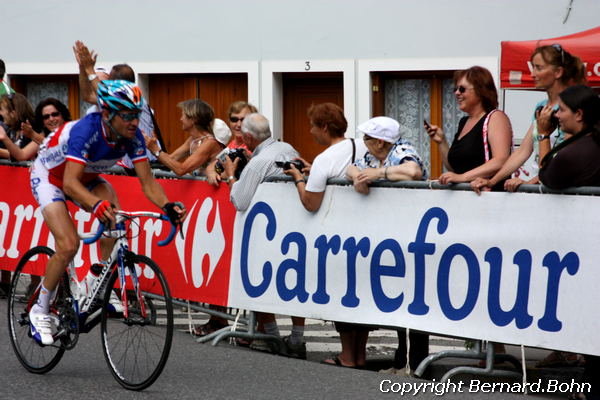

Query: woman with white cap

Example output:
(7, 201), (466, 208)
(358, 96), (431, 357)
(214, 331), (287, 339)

(347, 116), (425, 194)
(145, 99), (231, 176)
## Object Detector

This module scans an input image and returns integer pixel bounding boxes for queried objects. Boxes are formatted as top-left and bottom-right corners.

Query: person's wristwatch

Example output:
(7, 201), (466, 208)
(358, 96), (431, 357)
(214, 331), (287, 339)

(226, 176), (236, 183)
(153, 149), (161, 158)
(87, 73), (98, 82)
(537, 134), (551, 141)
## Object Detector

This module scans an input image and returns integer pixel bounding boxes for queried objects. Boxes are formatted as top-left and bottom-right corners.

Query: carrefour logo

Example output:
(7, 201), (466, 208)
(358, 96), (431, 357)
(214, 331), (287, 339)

(175, 197), (227, 288)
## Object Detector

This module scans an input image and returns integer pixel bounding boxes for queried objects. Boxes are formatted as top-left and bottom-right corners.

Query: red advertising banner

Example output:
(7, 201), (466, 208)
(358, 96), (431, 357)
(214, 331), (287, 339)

(500, 26), (600, 89)
(0, 165), (236, 306)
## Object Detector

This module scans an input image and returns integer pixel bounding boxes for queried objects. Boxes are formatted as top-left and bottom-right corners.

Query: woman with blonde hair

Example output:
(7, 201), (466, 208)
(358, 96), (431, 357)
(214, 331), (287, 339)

(146, 99), (231, 176)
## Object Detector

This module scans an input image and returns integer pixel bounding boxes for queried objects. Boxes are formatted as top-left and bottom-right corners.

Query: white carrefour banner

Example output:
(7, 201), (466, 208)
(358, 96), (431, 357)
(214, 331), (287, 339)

(228, 182), (600, 356)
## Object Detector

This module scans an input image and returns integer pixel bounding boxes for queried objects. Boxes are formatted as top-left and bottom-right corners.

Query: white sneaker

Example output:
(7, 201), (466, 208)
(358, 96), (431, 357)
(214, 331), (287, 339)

(107, 290), (124, 313)
(29, 305), (56, 345)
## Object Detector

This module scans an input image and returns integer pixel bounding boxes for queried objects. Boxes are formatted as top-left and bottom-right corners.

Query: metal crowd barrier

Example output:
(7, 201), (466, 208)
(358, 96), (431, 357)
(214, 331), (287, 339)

(5, 158), (598, 380)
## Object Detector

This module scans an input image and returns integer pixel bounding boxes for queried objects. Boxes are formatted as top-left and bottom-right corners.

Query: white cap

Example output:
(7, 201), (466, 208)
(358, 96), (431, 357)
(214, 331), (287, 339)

(213, 118), (232, 146)
(357, 116), (400, 143)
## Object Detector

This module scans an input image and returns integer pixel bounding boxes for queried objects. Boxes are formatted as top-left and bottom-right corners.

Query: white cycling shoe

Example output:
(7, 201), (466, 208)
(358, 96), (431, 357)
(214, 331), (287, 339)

(107, 290), (124, 314)
(29, 304), (57, 345)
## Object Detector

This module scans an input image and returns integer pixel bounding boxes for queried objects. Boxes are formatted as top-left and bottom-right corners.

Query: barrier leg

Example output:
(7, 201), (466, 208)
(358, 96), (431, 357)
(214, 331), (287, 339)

(414, 340), (522, 382)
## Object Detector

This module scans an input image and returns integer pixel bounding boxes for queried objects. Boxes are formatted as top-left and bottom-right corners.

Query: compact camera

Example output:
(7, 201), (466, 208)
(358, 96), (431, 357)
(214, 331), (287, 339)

(535, 106), (559, 127)
(215, 148), (248, 178)
(275, 160), (305, 171)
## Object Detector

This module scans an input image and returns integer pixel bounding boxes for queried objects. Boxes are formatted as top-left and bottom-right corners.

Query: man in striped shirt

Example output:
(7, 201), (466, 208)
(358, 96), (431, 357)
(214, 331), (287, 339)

(223, 113), (298, 211)
(221, 113), (307, 358)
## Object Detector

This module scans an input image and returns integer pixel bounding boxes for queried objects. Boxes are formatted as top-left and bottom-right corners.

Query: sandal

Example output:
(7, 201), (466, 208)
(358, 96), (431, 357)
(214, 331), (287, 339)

(192, 320), (228, 337)
(321, 356), (355, 368)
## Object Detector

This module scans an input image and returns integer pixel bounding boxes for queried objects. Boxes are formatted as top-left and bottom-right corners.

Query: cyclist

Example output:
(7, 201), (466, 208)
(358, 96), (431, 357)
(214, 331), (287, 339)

(28, 80), (186, 345)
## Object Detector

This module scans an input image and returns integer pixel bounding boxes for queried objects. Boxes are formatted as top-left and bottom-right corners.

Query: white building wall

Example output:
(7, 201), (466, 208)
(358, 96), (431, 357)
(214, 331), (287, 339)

(3, 0), (599, 136)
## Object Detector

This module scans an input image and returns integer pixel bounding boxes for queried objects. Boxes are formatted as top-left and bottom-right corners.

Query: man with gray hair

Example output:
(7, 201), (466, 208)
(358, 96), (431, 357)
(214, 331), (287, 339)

(223, 113), (298, 211)
(221, 113), (306, 358)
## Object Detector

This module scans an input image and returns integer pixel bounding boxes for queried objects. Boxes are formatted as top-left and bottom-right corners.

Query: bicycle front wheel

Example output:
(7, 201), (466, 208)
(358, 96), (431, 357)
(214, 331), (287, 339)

(100, 253), (173, 391)
(7, 246), (66, 373)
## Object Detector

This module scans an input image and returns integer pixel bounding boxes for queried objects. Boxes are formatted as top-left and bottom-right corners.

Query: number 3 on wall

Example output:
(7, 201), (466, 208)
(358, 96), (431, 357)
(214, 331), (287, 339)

(305, 61), (310, 71)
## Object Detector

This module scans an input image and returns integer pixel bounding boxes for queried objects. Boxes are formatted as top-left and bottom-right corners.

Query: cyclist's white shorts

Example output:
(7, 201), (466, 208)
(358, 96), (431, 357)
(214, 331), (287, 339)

(30, 161), (109, 211)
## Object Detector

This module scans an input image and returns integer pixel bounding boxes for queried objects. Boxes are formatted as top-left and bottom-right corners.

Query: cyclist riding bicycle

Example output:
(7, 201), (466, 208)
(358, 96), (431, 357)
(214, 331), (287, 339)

(28, 79), (186, 345)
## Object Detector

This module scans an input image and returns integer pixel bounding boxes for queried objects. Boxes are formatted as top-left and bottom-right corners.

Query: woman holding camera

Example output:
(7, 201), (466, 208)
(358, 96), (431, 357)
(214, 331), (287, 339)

(145, 99), (231, 176)
(471, 45), (585, 193)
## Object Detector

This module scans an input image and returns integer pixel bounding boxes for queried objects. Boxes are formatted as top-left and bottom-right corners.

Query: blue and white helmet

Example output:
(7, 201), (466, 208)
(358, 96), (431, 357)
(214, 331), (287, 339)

(97, 80), (144, 112)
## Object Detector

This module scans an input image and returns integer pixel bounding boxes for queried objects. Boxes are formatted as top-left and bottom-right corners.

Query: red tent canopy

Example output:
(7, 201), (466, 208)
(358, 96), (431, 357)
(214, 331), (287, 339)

(500, 26), (600, 89)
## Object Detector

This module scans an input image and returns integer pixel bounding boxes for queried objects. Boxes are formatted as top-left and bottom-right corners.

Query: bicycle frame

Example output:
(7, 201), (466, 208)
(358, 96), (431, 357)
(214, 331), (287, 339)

(71, 211), (176, 329)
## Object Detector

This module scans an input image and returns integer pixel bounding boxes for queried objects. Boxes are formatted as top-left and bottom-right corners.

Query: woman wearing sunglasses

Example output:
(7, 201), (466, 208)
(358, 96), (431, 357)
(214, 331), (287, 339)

(425, 66), (512, 190)
(21, 97), (72, 146)
(226, 100), (258, 152)
(145, 98), (231, 176)
(1, 96), (71, 161)
(471, 45), (585, 194)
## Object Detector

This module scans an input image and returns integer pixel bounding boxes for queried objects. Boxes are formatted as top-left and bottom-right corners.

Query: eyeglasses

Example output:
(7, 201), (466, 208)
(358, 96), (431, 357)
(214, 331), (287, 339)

(363, 135), (375, 141)
(454, 85), (472, 94)
(551, 43), (565, 65)
(42, 111), (61, 120)
(117, 111), (140, 122)
(230, 116), (244, 123)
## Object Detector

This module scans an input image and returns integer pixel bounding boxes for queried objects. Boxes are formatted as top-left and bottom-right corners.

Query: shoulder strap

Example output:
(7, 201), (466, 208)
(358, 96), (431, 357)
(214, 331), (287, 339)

(482, 109), (498, 162)
(350, 138), (356, 163)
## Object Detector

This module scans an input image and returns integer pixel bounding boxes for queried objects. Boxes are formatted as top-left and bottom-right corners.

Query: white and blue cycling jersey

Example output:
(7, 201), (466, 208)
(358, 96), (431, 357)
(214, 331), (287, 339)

(31, 112), (148, 209)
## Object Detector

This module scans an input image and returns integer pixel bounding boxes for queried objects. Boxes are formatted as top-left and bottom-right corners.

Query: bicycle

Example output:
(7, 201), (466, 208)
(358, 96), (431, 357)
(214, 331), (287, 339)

(7, 210), (178, 391)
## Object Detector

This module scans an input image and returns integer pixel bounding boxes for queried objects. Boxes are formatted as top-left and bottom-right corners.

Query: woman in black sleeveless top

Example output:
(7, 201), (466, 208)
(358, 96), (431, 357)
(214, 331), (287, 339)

(425, 66), (513, 190)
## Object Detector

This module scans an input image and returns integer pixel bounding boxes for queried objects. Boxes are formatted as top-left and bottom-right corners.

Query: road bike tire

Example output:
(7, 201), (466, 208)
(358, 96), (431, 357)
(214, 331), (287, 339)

(100, 253), (174, 391)
(7, 245), (66, 374)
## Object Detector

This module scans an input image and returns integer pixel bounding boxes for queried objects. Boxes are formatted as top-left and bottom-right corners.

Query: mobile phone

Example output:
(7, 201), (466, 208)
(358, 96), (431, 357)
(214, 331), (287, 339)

(423, 119), (431, 130)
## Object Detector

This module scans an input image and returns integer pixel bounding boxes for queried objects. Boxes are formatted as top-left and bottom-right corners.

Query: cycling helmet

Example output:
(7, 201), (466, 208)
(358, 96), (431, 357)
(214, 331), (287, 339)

(97, 79), (144, 112)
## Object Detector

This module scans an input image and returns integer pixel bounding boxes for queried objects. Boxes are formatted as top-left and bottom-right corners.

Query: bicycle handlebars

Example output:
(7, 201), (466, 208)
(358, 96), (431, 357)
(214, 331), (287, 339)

(82, 211), (179, 246)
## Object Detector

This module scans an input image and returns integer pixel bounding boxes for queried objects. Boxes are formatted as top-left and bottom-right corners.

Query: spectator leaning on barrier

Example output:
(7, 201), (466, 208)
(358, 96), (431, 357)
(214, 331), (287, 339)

(539, 85), (600, 189)
(471, 45), (586, 194)
(346, 116), (428, 373)
(220, 113), (305, 356)
(284, 103), (368, 364)
(284, 102), (367, 211)
(146, 99), (231, 176)
(425, 66), (512, 190)
(347, 116), (425, 194)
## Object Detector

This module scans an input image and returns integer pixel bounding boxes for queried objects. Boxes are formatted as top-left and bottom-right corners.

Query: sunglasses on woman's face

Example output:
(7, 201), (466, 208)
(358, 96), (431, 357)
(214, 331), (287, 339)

(42, 111), (61, 120)
(454, 86), (472, 94)
(230, 116), (244, 123)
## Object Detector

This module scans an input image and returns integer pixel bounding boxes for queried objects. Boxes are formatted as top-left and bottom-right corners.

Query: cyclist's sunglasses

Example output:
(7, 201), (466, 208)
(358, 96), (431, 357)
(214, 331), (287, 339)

(117, 111), (141, 122)
(230, 116), (244, 123)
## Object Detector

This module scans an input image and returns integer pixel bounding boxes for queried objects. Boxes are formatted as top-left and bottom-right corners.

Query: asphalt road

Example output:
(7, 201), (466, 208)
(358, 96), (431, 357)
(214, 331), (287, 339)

(0, 298), (540, 400)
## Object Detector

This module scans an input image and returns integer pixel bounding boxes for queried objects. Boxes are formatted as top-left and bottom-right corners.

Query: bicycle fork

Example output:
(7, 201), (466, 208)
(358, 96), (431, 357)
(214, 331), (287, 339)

(120, 247), (147, 321)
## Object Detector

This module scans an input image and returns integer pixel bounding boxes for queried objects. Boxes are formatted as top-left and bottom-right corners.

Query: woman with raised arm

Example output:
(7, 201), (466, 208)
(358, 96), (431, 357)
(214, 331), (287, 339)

(145, 99), (231, 176)
(471, 45), (586, 194)
(425, 66), (512, 190)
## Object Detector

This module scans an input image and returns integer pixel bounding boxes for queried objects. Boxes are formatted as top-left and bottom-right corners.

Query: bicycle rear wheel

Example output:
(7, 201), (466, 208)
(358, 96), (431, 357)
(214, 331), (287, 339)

(101, 253), (173, 390)
(7, 246), (66, 373)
